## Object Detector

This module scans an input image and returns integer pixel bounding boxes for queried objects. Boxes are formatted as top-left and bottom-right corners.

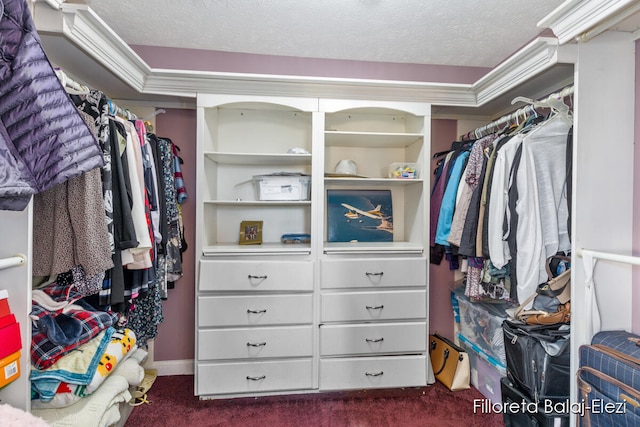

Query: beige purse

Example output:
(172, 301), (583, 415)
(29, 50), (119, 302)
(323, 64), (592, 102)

(429, 334), (470, 391)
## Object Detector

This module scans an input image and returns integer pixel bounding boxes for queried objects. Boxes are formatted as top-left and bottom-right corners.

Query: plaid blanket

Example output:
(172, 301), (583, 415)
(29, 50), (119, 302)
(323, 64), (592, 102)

(31, 279), (119, 370)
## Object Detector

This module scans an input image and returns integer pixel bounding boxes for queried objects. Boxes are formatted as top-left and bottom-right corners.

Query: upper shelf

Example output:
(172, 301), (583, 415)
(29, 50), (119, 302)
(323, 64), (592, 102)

(205, 152), (312, 165)
(324, 177), (423, 186)
(324, 131), (423, 148)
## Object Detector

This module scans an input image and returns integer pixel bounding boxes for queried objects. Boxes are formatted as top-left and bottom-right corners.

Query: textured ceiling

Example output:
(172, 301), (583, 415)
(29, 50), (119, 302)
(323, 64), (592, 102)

(83, 0), (564, 68)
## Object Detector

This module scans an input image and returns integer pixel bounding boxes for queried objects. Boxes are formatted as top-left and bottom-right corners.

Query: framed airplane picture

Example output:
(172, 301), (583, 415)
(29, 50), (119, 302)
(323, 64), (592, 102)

(327, 189), (393, 242)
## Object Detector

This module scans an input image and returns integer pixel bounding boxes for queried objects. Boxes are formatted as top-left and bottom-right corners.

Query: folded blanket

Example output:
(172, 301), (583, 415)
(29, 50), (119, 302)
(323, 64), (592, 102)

(31, 299), (119, 370)
(31, 328), (136, 406)
(32, 374), (131, 427)
(31, 356), (144, 411)
(31, 328), (114, 402)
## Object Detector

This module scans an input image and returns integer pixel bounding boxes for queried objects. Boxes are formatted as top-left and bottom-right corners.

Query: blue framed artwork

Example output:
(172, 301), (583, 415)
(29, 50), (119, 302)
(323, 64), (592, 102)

(327, 189), (393, 242)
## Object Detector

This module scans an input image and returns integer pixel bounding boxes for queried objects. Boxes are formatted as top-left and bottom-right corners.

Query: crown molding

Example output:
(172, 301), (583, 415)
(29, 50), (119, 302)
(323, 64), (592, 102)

(144, 69), (477, 105)
(538, 0), (638, 44)
(32, 0), (65, 9)
(472, 37), (562, 107)
(34, 3), (576, 109)
(35, 3), (150, 92)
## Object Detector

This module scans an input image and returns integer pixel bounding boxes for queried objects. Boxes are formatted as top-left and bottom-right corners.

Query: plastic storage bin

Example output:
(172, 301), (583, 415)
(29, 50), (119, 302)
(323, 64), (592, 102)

(459, 334), (506, 404)
(388, 162), (419, 179)
(253, 174), (311, 201)
(451, 287), (508, 367)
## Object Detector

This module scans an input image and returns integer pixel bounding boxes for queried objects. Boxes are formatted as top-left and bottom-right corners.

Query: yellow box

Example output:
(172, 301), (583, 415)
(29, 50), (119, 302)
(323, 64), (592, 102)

(0, 350), (20, 388)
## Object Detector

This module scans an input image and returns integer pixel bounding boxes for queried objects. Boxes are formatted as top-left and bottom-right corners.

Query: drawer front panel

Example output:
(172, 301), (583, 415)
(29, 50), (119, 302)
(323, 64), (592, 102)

(198, 326), (313, 360)
(320, 355), (427, 391)
(320, 322), (426, 356)
(199, 294), (313, 327)
(321, 290), (426, 322)
(321, 258), (426, 289)
(199, 260), (313, 292)
(196, 359), (313, 395)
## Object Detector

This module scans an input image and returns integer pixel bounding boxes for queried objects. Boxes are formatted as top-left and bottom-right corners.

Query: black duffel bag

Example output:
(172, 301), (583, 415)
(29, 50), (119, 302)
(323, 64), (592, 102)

(502, 319), (571, 404)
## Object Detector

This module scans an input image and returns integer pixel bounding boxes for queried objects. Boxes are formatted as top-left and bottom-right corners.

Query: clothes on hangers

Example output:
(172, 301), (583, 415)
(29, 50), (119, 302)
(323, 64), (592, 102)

(0, 0), (104, 211)
(512, 114), (572, 306)
(431, 95), (573, 304)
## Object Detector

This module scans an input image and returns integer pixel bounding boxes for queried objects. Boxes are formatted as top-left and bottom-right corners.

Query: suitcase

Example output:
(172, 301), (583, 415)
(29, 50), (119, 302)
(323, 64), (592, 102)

(500, 377), (569, 427)
(578, 330), (640, 427)
(502, 319), (571, 403)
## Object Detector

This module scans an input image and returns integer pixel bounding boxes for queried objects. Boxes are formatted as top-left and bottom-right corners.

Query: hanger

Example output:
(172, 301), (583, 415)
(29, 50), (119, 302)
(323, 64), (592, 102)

(142, 109), (166, 120)
(54, 68), (90, 95)
(512, 89), (573, 126)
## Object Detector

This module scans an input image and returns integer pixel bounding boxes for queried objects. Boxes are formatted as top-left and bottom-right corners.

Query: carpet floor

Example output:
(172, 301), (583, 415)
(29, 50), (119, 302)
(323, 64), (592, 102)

(125, 375), (505, 427)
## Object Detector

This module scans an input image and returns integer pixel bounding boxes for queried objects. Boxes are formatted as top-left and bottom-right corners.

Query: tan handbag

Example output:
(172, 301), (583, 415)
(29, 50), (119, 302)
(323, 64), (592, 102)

(514, 256), (571, 324)
(428, 334), (470, 391)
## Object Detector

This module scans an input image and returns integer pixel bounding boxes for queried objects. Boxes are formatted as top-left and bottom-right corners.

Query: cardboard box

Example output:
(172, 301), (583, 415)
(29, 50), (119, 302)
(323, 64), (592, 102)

(0, 350), (20, 388)
(0, 320), (21, 360)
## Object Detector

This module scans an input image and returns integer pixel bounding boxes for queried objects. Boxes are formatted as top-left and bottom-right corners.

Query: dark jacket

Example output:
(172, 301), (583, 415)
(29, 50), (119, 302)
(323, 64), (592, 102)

(0, 0), (104, 210)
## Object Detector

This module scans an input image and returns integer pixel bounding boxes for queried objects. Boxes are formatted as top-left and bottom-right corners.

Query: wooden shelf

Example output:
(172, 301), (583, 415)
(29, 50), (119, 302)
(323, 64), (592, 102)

(203, 200), (311, 206)
(324, 131), (423, 148)
(203, 242), (312, 256)
(205, 152), (312, 166)
(323, 241), (424, 255)
(324, 177), (423, 186)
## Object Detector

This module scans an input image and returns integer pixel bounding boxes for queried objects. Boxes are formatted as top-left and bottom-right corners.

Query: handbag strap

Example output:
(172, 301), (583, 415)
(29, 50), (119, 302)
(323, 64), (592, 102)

(433, 347), (450, 376)
(513, 292), (538, 320)
(590, 344), (640, 366)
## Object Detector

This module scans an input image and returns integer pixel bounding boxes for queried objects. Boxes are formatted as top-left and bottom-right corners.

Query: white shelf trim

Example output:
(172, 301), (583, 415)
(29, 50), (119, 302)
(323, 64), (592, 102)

(203, 200), (311, 206)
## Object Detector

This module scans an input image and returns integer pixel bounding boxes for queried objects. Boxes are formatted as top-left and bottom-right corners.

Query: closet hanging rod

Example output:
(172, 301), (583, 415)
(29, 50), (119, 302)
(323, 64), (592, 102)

(107, 99), (138, 120)
(576, 248), (640, 267)
(54, 68), (89, 95)
(0, 254), (26, 271)
(464, 85), (574, 140)
(54, 68), (136, 120)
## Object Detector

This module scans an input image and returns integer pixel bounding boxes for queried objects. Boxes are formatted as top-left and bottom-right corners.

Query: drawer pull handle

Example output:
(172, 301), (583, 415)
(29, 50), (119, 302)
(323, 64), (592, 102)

(365, 272), (384, 277)
(246, 375), (266, 381)
(366, 305), (384, 310)
(366, 337), (384, 343)
(247, 309), (267, 314)
(248, 275), (268, 279)
(365, 371), (384, 377)
(247, 342), (267, 347)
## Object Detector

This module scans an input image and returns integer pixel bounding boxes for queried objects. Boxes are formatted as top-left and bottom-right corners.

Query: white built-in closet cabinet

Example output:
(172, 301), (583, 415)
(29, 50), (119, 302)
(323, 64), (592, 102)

(194, 95), (431, 396)
(0, 3), (633, 426)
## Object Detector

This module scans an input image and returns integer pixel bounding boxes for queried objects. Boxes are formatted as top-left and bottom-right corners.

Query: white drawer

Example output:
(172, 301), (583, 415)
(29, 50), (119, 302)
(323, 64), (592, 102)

(199, 259), (313, 292)
(320, 355), (427, 391)
(198, 294), (313, 327)
(321, 290), (426, 322)
(320, 322), (426, 356)
(321, 258), (426, 289)
(198, 326), (313, 360)
(196, 359), (313, 396)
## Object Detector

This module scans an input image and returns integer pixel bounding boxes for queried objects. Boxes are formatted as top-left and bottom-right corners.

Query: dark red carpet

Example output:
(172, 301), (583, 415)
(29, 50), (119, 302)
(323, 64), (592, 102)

(126, 375), (505, 426)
